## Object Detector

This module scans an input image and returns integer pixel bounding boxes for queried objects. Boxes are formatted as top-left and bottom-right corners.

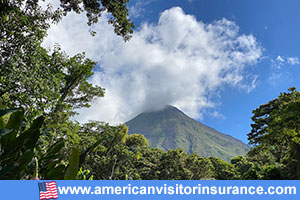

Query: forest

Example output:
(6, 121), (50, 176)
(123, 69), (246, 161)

(1, 0), (300, 180)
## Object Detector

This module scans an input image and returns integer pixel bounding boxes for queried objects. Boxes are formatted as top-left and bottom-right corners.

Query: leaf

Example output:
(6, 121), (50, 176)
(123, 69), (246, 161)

(79, 139), (103, 166)
(5, 110), (24, 132)
(0, 130), (18, 155)
(0, 109), (24, 152)
(64, 148), (79, 180)
(47, 165), (66, 180)
(22, 116), (44, 149)
(0, 108), (22, 117)
(0, 163), (14, 179)
(9, 150), (35, 179)
(45, 139), (65, 156)
(0, 117), (5, 129)
(15, 150), (35, 167)
(0, 129), (12, 137)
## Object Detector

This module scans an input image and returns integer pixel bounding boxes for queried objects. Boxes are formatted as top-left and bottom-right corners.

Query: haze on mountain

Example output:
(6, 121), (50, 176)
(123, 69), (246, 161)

(126, 105), (249, 162)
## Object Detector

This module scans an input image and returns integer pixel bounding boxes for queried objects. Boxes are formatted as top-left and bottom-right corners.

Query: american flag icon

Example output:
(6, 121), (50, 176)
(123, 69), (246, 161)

(38, 181), (58, 200)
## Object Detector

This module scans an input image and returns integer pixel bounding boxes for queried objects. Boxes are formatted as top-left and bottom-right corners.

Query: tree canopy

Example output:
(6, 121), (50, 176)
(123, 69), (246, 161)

(247, 87), (300, 179)
(0, 0), (134, 41)
(1, 0), (300, 181)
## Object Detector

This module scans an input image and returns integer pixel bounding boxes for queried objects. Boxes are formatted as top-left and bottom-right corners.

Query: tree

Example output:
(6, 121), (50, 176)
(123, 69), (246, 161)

(1, 1), (105, 123)
(1, 46), (104, 122)
(59, 0), (135, 40)
(0, 0), (134, 41)
(248, 87), (300, 179)
(79, 121), (147, 180)
(0, 108), (75, 179)
(0, 0), (137, 181)
(185, 154), (214, 180)
(209, 157), (237, 180)
(150, 149), (190, 180)
(231, 155), (261, 180)
(0, 1), (61, 75)
(0, 108), (44, 179)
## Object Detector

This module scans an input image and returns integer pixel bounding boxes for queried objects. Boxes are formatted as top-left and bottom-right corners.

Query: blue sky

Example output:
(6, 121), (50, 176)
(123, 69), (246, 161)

(44, 0), (300, 144)
(127, 0), (300, 142)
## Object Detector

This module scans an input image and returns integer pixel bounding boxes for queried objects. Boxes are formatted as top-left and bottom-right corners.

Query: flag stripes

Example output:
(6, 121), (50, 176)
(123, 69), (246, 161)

(39, 181), (58, 200)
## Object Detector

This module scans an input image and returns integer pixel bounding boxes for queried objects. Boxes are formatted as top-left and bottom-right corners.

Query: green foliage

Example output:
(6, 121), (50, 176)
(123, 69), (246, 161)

(64, 148), (80, 180)
(0, 109), (105, 180)
(261, 164), (282, 180)
(185, 154), (214, 180)
(209, 157), (237, 180)
(0, 108), (43, 179)
(79, 122), (140, 180)
(1, 1), (105, 158)
(77, 168), (94, 180)
(1, 45), (104, 123)
(230, 156), (261, 180)
(125, 134), (149, 149)
(0, 1), (61, 65)
(5, 0), (300, 181)
(79, 121), (224, 180)
(129, 148), (163, 180)
(1, 108), (275, 181)
(1, 1), (61, 114)
(248, 87), (300, 179)
(0, 0), (134, 41)
(156, 149), (191, 180)
(58, 0), (135, 40)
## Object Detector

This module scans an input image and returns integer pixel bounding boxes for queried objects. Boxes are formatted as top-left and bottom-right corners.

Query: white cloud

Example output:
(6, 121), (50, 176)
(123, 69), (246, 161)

(287, 57), (300, 65)
(268, 72), (283, 85)
(43, 7), (262, 123)
(272, 55), (299, 69)
(209, 111), (226, 120)
(276, 55), (284, 63)
(129, 0), (157, 18)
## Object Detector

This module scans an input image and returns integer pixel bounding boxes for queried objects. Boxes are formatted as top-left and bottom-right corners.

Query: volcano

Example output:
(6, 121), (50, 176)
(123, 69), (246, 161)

(125, 105), (248, 161)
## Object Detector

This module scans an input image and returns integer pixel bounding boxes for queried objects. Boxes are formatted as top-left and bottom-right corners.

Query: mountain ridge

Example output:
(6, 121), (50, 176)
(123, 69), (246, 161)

(125, 105), (249, 161)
